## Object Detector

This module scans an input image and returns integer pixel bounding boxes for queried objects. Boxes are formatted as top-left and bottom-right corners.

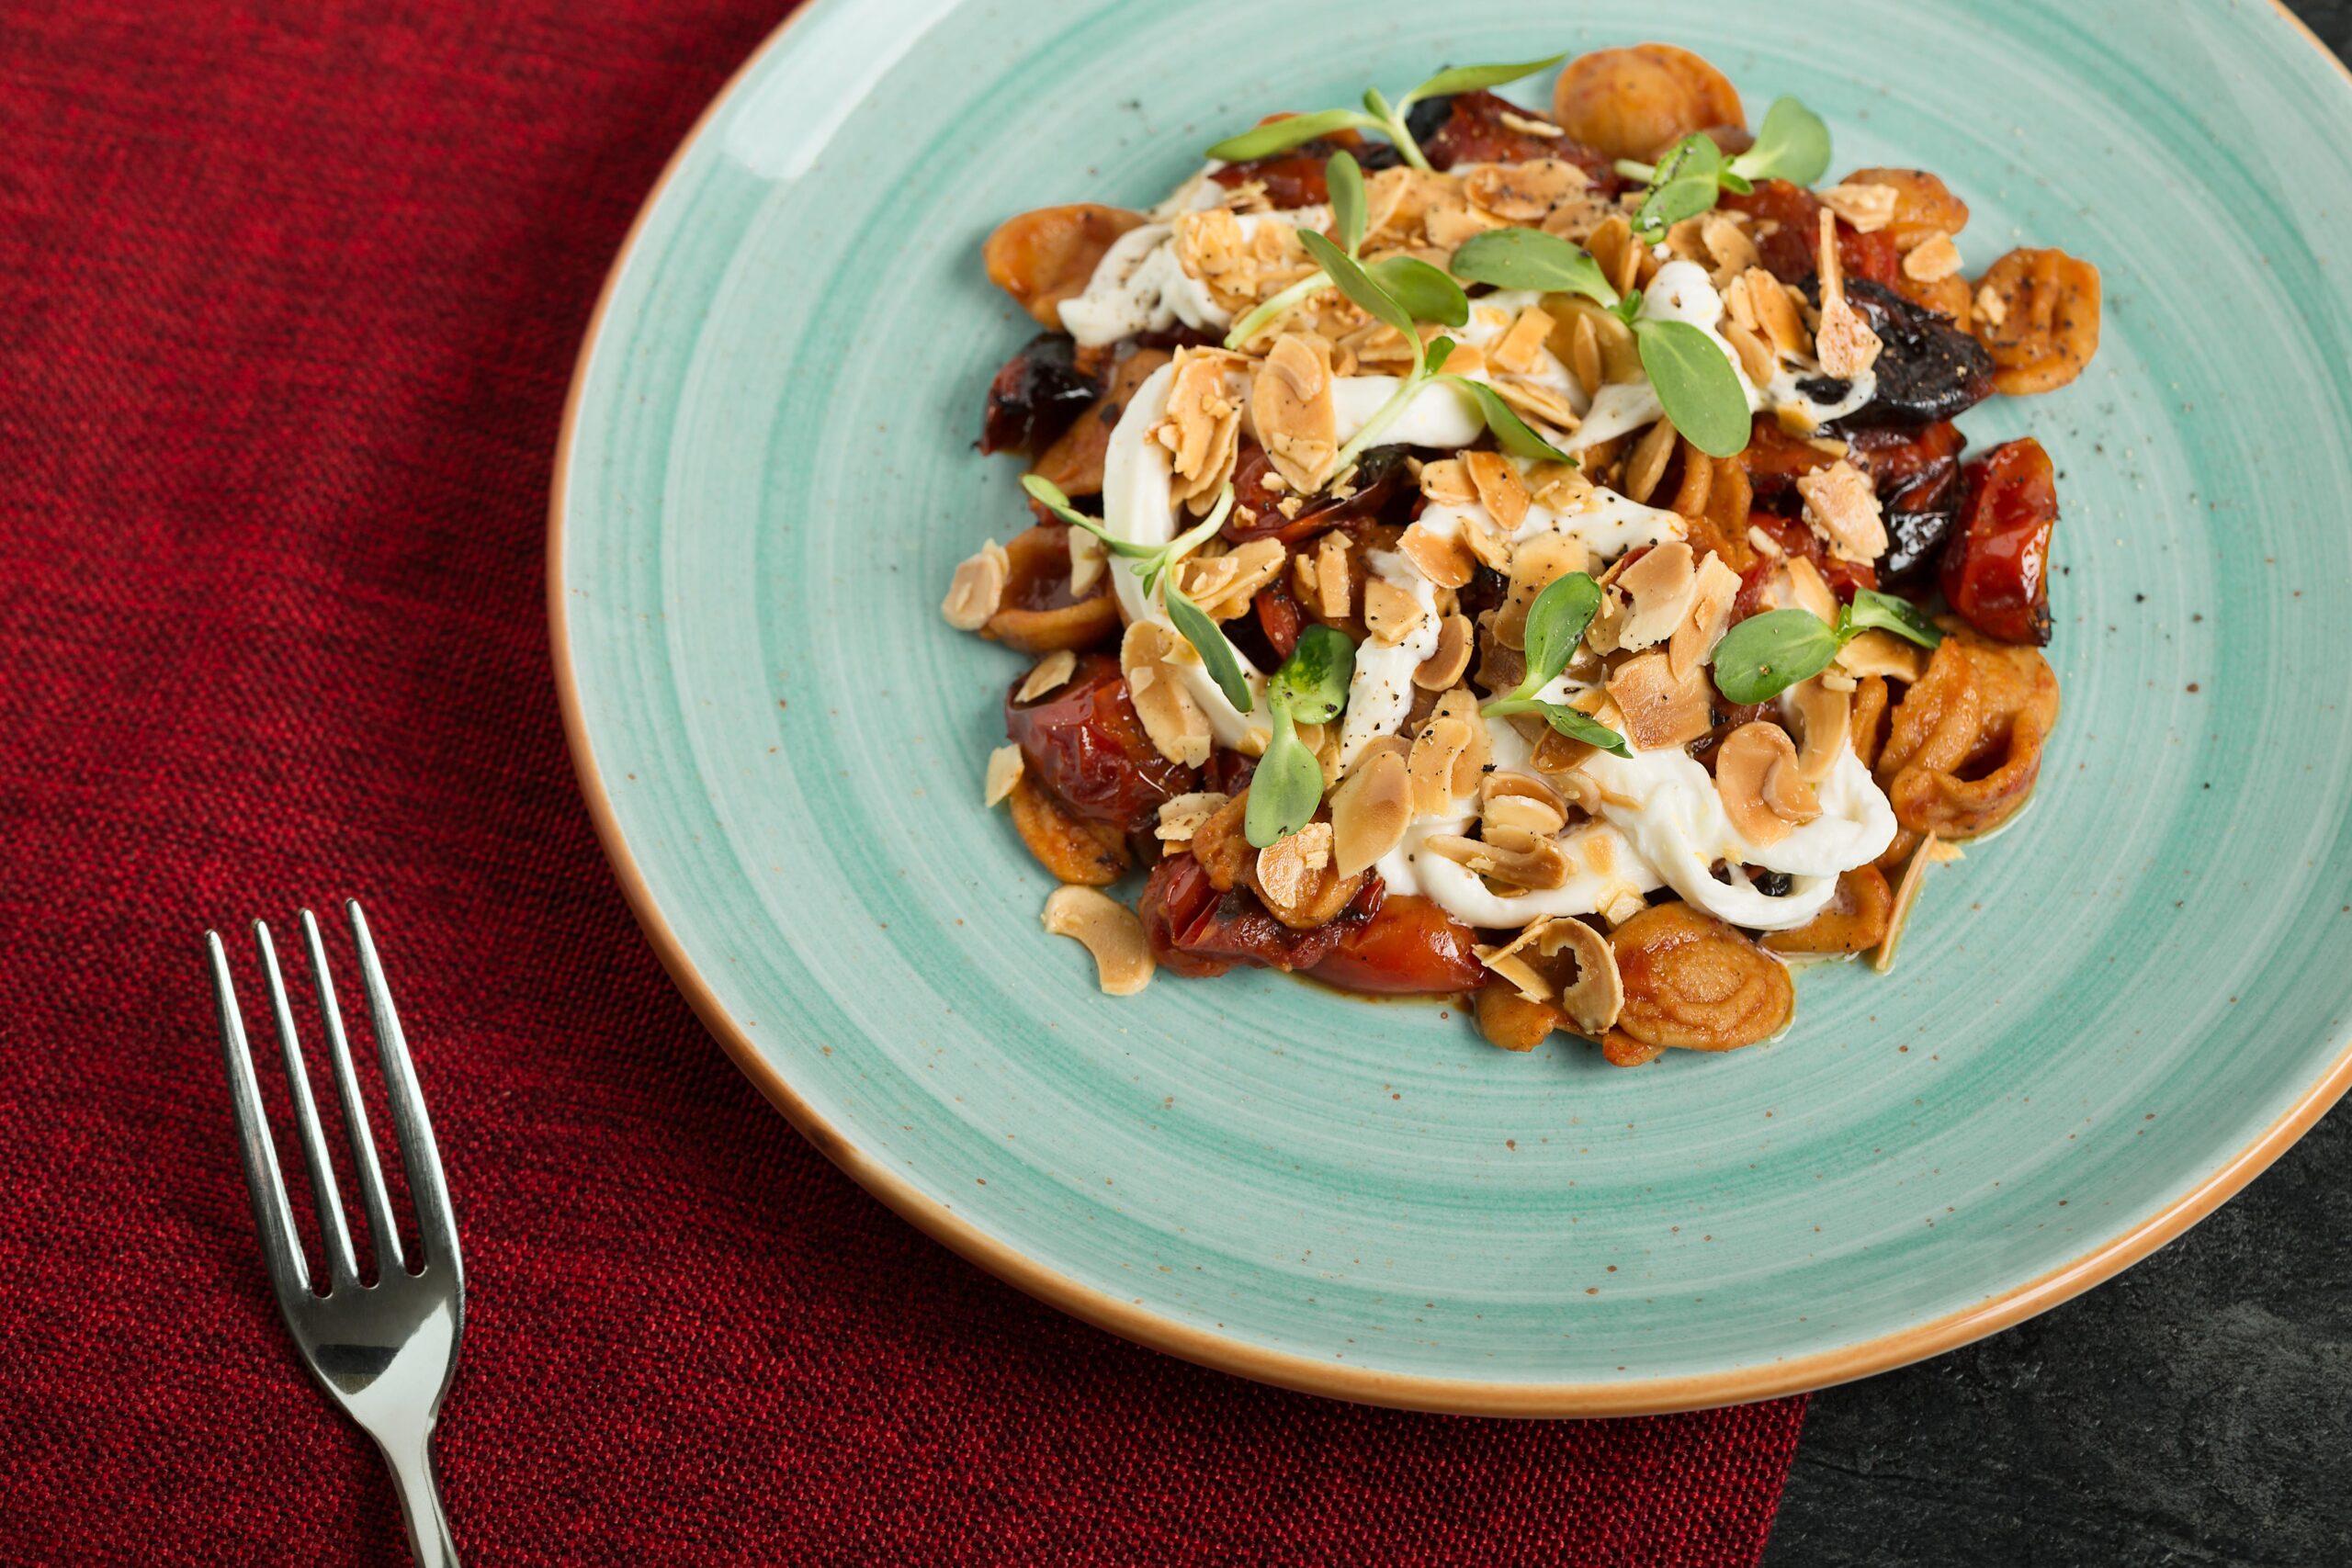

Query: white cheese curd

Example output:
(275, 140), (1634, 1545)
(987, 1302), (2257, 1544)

(1337, 551), (1441, 766)
(1061, 209), (1329, 348)
(1099, 363), (1269, 748)
(1331, 376), (1486, 449)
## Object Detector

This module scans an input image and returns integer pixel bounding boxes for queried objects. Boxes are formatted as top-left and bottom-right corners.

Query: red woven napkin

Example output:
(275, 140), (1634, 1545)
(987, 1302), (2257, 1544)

(0, 3), (1804, 1562)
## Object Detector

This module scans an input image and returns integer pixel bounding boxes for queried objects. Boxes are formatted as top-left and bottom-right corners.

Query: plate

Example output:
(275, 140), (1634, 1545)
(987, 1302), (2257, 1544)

(551, 0), (2352, 1414)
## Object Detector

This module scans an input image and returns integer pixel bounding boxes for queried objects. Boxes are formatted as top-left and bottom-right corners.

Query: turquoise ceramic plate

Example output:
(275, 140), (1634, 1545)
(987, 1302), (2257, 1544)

(553, 0), (2352, 1413)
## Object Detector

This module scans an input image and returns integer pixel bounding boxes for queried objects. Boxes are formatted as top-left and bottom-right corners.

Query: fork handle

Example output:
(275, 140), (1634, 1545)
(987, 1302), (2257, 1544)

(378, 1428), (461, 1567)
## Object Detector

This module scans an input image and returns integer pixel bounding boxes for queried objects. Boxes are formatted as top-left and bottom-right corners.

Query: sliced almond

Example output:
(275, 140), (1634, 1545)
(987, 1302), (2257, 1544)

(1311, 532), (1353, 618)
(1743, 266), (1810, 358)
(1464, 450), (1532, 532)
(1153, 348), (1246, 512)
(1255, 821), (1336, 915)
(1363, 577), (1427, 645)
(1408, 714), (1477, 815)
(1715, 722), (1820, 846)
(1566, 311), (1604, 397)
(1818, 182), (1900, 233)
(1621, 419), (1679, 504)
(1476, 917), (1623, 1032)
(1154, 790), (1230, 846)
(1606, 649), (1711, 751)
(1723, 318), (1778, 387)
(1904, 231), (1962, 282)
(1015, 649), (1079, 703)
(983, 743), (1024, 807)
(1795, 459), (1889, 565)
(942, 539), (1010, 630)
(1426, 826), (1569, 892)
(1871, 832), (1939, 974)
(1611, 541), (1700, 651)
(1329, 748), (1412, 875)
(1121, 621), (1212, 767)
(1699, 211), (1762, 281)
(1586, 214), (1642, 297)
(1498, 532), (1589, 649)
(1418, 457), (1477, 506)
(1250, 333), (1340, 493)
(1399, 518), (1476, 589)
(1171, 536), (1286, 621)
(1482, 772), (1569, 838)
(1813, 212), (1883, 378)
(1668, 553), (1743, 682)
(1414, 613), (1475, 690)
(1836, 627), (1929, 684)
(1782, 555), (1839, 624)
(1041, 886), (1155, 996)
(1464, 158), (1590, 221)
(1487, 306), (1556, 376)
(1786, 676), (1853, 784)
(1068, 529), (1105, 596)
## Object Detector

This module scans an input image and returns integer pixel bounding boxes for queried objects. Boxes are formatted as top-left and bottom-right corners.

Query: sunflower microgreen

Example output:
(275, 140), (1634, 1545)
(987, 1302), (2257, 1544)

(1710, 589), (1943, 705)
(1476, 571), (1630, 756)
(1615, 96), (1831, 242)
(1205, 54), (1566, 174)
(1245, 625), (1358, 847)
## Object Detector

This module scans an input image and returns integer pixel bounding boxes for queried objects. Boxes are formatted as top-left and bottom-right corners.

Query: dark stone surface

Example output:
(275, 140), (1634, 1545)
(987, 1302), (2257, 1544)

(1765, 8), (2352, 1565)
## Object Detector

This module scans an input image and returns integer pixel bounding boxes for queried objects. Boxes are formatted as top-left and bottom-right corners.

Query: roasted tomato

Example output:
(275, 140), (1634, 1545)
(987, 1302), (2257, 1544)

(1810, 278), (1996, 430)
(1413, 91), (1620, 189)
(1005, 652), (1200, 833)
(1210, 143), (1340, 208)
(1309, 895), (1486, 996)
(1940, 438), (2057, 646)
(1737, 417), (1839, 500)
(1721, 179), (1900, 288)
(980, 333), (1105, 456)
(1253, 574), (1305, 662)
(1227, 439), (1410, 545)
(1730, 513), (1878, 621)
(1139, 853), (1383, 978)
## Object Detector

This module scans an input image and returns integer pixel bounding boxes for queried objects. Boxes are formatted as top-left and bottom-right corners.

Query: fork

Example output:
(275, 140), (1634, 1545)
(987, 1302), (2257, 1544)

(208, 902), (465, 1567)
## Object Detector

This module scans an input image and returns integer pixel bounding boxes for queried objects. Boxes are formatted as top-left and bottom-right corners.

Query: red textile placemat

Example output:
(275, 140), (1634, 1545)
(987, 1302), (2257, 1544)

(0, 4), (1806, 1562)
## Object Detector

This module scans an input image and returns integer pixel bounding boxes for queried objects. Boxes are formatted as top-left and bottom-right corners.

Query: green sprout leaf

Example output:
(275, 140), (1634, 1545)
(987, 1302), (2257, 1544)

(1634, 133), (1727, 240)
(1270, 624), (1356, 725)
(1709, 607), (1842, 704)
(1163, 586), (1255, 712)
(1633, 319), (1752, 458)
(1020, 475), (1157, 558)
(1446, 227), (1619, 307)
(1245, 707), (1329, 848)
(1206, 108), (1380, 163)
(1516, 571), (1603, 694)
(1728, 96), (1832, 187)
(1525, 701), (1631, 757)
(1397, 53), (1569, 109)
(1296, 228), (1417, 340)
(1441, 376), (1573, 463)
(1328, 151), (1366, 255)
(1841, 589), (1945, 649)
(1364, 254), (1470, 327)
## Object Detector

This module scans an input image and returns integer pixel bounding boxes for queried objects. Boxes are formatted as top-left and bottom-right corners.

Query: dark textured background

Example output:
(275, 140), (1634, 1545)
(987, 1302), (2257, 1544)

(1764, 5), (2352, 1564)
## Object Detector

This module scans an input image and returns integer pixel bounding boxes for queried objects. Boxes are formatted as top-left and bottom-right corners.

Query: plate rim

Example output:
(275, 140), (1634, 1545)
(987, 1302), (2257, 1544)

(547, 0), (2352, 1416)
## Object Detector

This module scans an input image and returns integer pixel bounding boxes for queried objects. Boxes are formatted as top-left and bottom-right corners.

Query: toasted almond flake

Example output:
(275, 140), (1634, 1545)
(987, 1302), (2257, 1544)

(1668, 553), (1743, 682)
(1498, 109), (1566, 139)
(983, 744), (1024, 807)
(1042, 886), (1155, 996)
(942, 539), (1010, 630)
(1363, 577), (1426, 645)
(1606, 649), (1712, 751)
(1813, 212), (1883, 378)
(1068, 528), (1105, 596)
(1459, 453), (1530, 535)
(1329, 748), (1412, 875)
(1418, 457), (1477, 506)
(1015, 650), (1079, 703)
(1904, 231), (1962, 282)
(1458, 508), (1513, 574)
(1743, 266), (1810, 358)
(1782, 555), (1839, 624)
(1256, 821), (1336, 912)
(1408, 714), (1477, 815)
(1431, 824), (1571, 891)
(1622, 419), (1679, 505)
(1487, 307), (1556, 376)
(1414, 613), (1475, 691)
(1490, 376), (1582, 434)
(1499, 533), (1590, 649)
(1312, 532), (1353, 617)
(1786, 676), (1851, 784)
(1871, 832), (1939, 974)
(1172, 537), (1286, 621)
(1154, 348), (1246, 512)
(1973, 280), (2007, 327)
(1464, 158), (1589, 221)
(1250, 333), (1340, 493)
(1476, 917), (1622, 1030)
(1481, 773), (1568, 838)
(1154, 791), (1229, 845)
(1836, 627), (1929, 684)
(1527, 461), (1590, 512)
(1818, 182), (1900, 233)
(1121, 621), (1212, 767)
(1587, 215), (1642, 297)
(1746, 523), (1787, 559)
(1699, 211), (1762, 282)
(1795, 459), (1889, 565)
(1430, 687), (1490, 792)
(1611, 541), (1700, 652)
(1723, 318), (1778, 387)
(1715, 722), (1819, 846)
(1436, 339), (1486, 377)
(1424, 195), (1508, 251)
(1566, 312), (1604, 398)
(1399, 519), (1476, 590)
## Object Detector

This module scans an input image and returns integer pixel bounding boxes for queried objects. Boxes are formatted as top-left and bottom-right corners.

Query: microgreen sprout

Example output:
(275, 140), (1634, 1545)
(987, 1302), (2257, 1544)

(1614, 97), (1832, 242)
(1448, 227), (1751, 457)
(1022, 475), (1251, 706)
(1226, 152), (1468, 349)
(1245, 625), (1357, 847)
(1710, 589), (1943, 705)
(1476, 571), (1630, 756)
(1204, 54), (1566, 174)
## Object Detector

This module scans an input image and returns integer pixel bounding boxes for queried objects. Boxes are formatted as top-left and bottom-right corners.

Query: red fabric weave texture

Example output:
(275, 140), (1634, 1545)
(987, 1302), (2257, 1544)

(0, 4), (1806, 1562)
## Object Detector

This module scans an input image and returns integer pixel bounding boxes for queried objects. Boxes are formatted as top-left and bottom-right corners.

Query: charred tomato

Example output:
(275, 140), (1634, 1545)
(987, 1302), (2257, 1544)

(1226, 439), (1412, 545)
(1140, 853), (1384, 978)
(1414, 92), (1619, 189)
(980, 333), (1103, 456)
(1005, 652), (1200, 832)
(1941, 438), (2058, 646)
(1722, 180), (1901, 288)
(1309, 896), (1487, 995)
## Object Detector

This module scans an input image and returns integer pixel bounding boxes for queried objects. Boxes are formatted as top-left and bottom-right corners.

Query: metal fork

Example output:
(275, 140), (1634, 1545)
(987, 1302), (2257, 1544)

(208, 902), (465, 1567)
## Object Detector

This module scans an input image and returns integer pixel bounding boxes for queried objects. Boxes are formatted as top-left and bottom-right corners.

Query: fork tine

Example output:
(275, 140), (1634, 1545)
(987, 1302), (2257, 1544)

(254, 919), (359, 1287)
(209, 931), (311, 1305)
(346, 901), (461, 1277)
(300, 908), (405, 1276)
